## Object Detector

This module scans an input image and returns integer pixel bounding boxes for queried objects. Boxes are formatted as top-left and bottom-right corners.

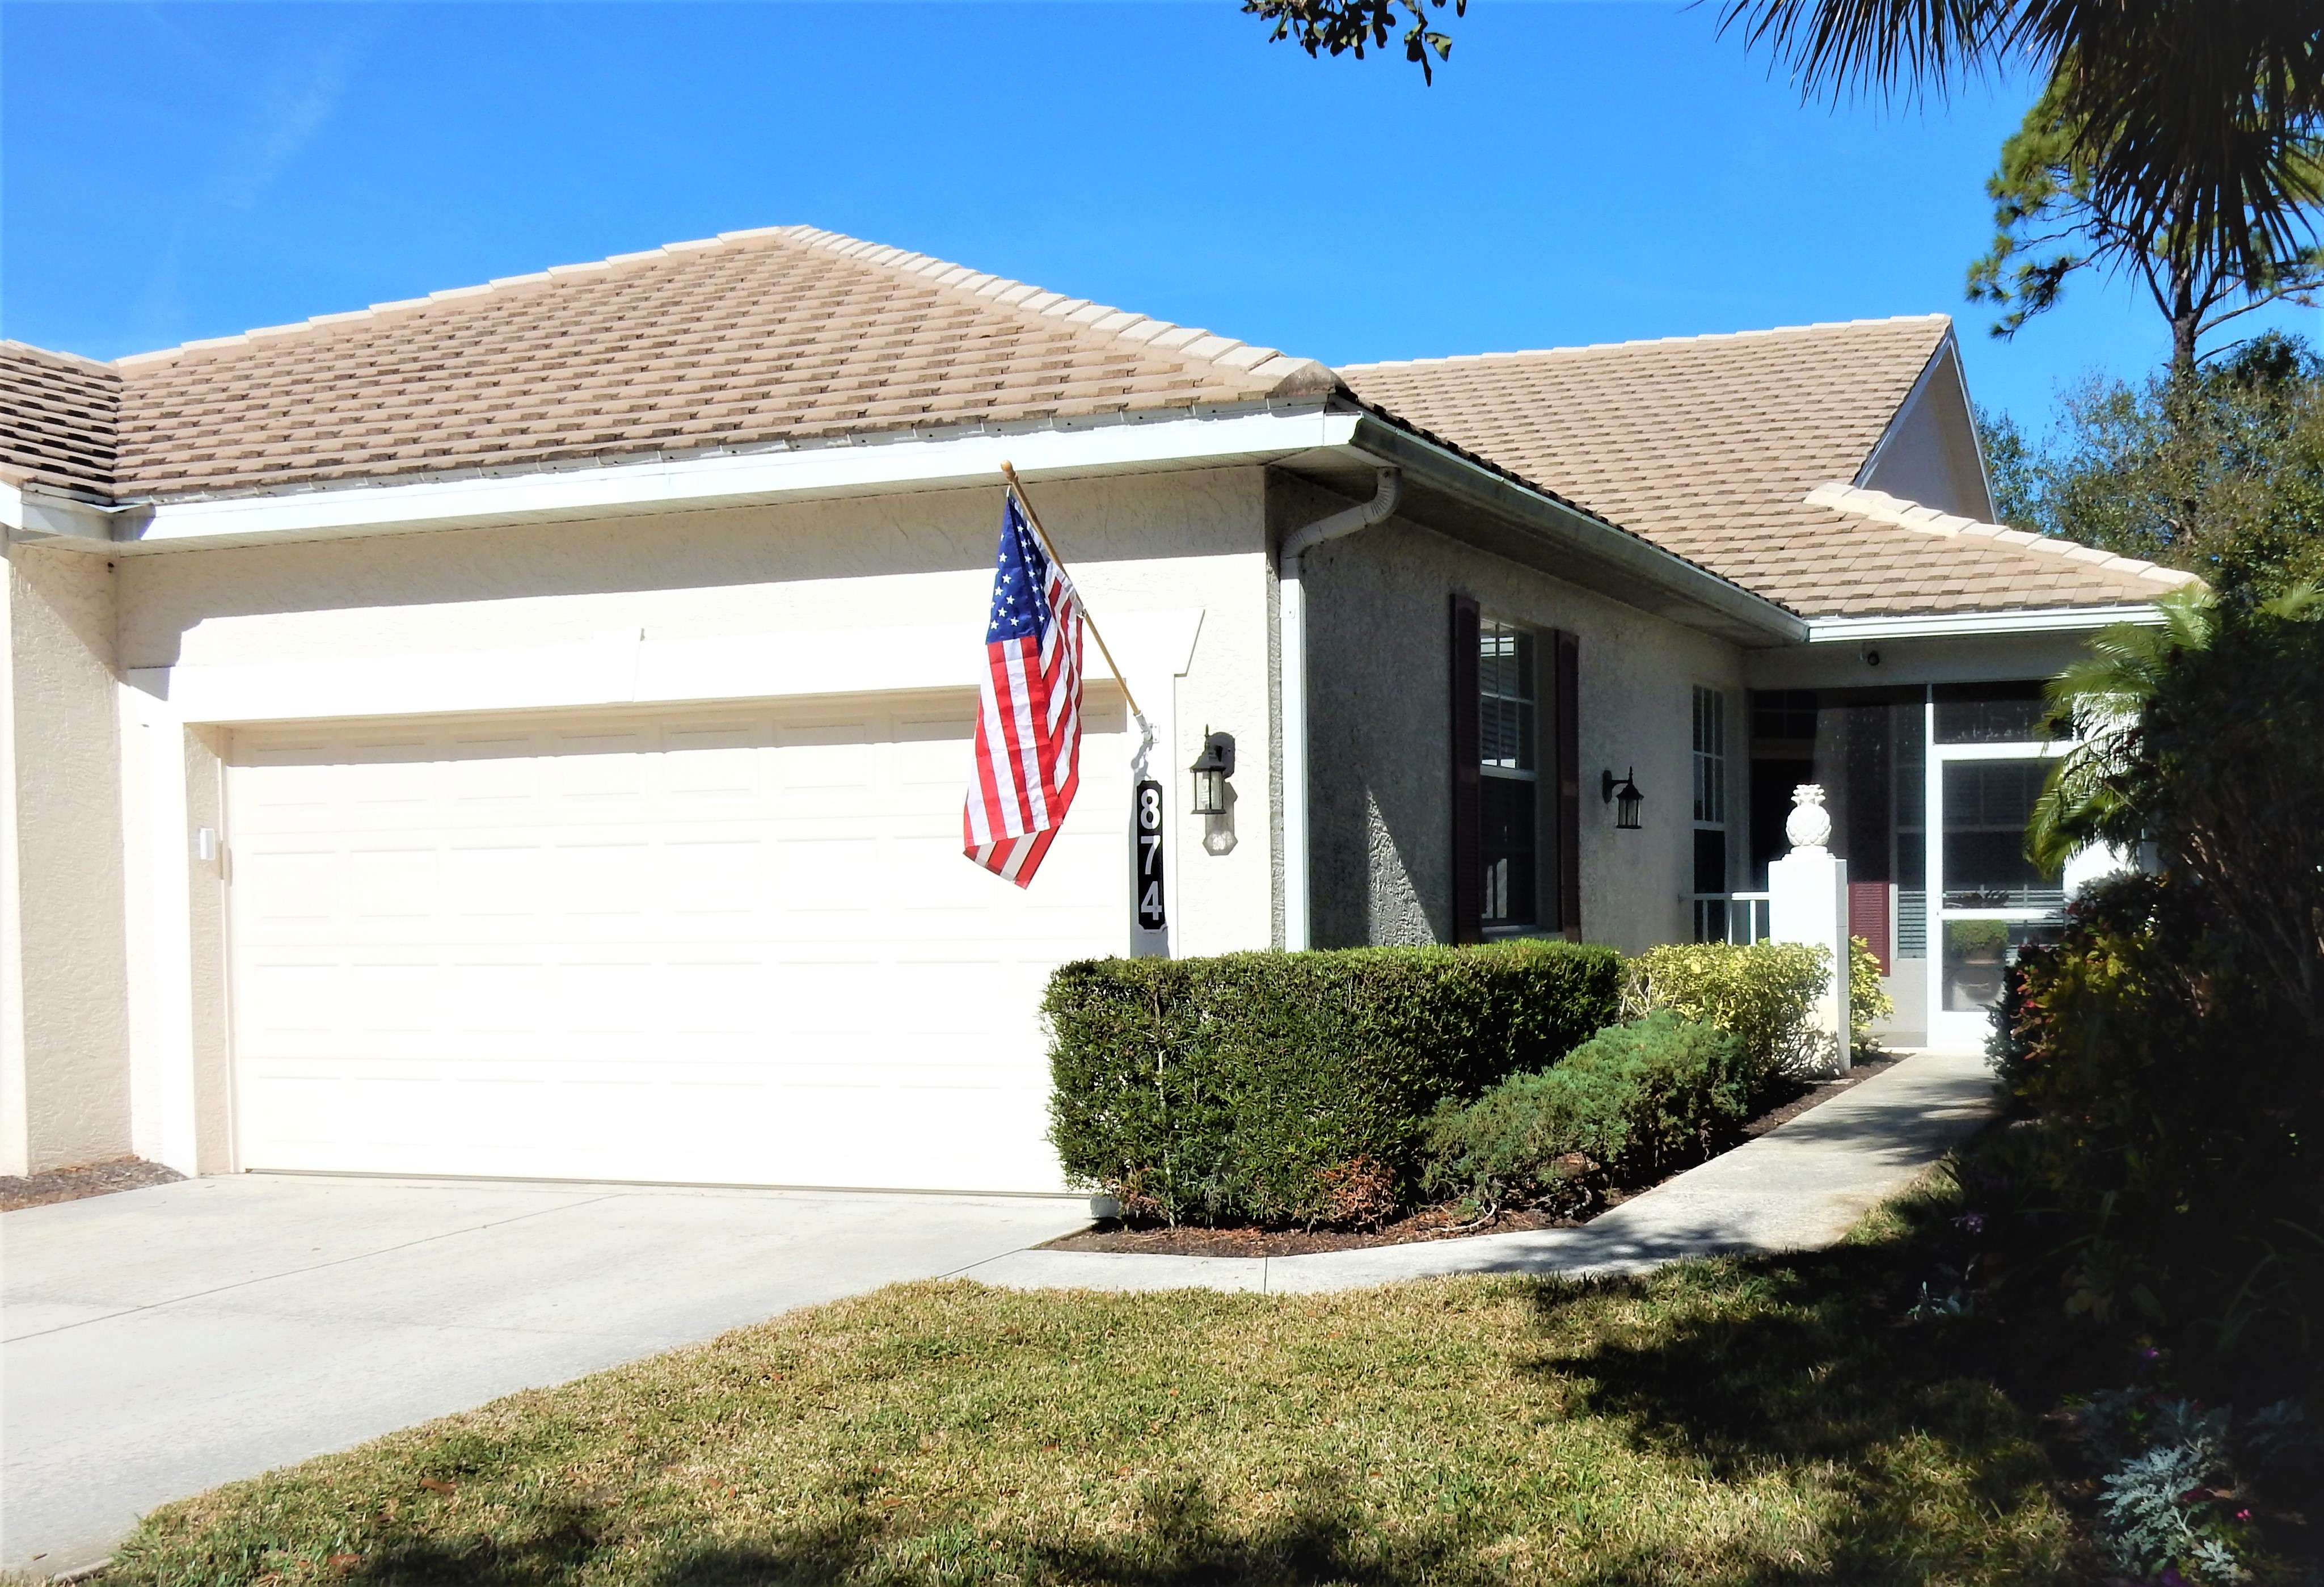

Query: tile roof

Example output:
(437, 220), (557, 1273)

(1, 340), (121, 503)
(1339, 319), (2180, 617)
(1685, 495), (2198, 618)
(86, 226), (1340, 502)
(0, 231), (2184, 622)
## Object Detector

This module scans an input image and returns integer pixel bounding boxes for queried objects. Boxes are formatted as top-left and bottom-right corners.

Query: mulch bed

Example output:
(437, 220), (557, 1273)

(1043, 1051), (1909, 1258)
(2, 1155), (185, 1212)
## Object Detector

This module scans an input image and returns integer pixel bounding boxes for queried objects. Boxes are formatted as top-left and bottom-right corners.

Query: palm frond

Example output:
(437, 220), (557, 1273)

(1715, 0), (2004, 95)
(2028, 587), (2217, 874)
(1721, 0), (2324, 281)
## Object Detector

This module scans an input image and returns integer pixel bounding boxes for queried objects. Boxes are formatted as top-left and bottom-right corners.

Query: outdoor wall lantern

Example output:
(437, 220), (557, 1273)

(1189, 731), (1237, 817)
(1602, 767), (1644, 831)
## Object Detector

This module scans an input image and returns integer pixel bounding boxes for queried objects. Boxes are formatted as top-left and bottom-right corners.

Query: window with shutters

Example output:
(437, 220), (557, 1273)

(1478, 620), (1538, 929)
(1454, 602), (1574, 945)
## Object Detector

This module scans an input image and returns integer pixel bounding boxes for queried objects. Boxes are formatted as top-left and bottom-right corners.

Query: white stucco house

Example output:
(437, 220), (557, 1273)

(0, 225), (2194, 1193)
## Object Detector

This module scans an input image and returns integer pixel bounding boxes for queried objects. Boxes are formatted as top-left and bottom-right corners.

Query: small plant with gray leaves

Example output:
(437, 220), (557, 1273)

(2073, 1394), (2314, 1585)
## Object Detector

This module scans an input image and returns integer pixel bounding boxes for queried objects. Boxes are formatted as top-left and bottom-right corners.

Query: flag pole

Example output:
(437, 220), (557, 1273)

(999, 461), (1147, 725)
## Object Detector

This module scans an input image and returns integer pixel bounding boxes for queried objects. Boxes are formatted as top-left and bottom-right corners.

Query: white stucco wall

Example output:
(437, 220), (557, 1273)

(1300, 503), (1749, 956)
(3, 544), (133, 1176)
(100, 468), (1284, 1171)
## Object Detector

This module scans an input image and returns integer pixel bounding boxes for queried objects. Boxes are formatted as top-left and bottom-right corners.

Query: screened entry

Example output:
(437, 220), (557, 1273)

(1744, 682), (2068, 1047)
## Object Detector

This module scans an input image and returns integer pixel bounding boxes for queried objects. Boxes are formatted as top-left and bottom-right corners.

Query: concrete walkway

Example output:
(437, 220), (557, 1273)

(2, 1177), (1094, 1577)
(960, 1049), (1998, 1293)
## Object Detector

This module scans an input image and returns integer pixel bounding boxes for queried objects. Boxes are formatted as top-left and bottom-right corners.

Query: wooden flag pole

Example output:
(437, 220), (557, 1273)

(999, 461), (1146, 723)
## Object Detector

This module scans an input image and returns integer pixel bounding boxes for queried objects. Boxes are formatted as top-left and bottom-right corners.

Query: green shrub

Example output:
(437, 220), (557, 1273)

(1622, 940), (1829, 1097)
(1984, 586), (2324, 1391)
(1043, 938), (1623, 1227)
(1423, 1011), (1752, 1213)
(1850, 934), (1895, 1055)
(1988, 873), (2318, 1362)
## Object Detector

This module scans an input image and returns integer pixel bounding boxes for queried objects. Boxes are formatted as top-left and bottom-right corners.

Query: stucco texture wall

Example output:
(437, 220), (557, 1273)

(118, 468), (1279, 960)
(5, 544), (132, 1173)
(1297, 498), (1747, 956)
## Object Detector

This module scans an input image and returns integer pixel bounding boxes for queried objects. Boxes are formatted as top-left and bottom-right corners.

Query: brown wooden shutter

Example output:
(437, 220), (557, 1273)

(1450, 593), (1482, 944)
(1553, 628), (1582, 938)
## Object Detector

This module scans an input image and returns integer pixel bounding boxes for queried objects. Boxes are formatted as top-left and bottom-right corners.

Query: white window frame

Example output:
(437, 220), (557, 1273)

(1925, 703), (2073, 1049)
(1690, 685), (1733, 940)
(1477, 617), (1540, 932)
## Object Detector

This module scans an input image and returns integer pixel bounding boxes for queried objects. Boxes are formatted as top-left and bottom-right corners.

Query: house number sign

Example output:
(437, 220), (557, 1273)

(1133, 780), (1167, 932)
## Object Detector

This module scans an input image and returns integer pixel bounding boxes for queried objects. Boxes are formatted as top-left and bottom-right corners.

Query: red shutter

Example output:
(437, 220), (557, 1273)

(1849, 882), (1893, 975)
(1450, 594), (1482, 944)
(1554, 629), (1581, 939)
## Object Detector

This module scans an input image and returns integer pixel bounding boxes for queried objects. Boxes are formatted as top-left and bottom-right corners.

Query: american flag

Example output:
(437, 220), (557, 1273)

(964, 490), (1083, 886)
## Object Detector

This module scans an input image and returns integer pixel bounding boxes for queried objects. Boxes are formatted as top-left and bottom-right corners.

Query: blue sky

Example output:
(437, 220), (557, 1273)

(3, 2), (2312, 431)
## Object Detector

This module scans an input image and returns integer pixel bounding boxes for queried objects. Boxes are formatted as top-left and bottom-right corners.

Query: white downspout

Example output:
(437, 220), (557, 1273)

(1278, 467), (1401, 951)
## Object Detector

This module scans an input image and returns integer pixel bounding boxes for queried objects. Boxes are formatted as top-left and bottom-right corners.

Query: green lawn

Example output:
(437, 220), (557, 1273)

(114, 1192), (2087, 1587)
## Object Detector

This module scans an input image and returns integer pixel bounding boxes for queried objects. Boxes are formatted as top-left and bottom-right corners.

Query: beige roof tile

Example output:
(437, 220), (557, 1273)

(83, 226), (1336, 501)
(0, 340), (121, 501)
(1340, 319), (2180, 617)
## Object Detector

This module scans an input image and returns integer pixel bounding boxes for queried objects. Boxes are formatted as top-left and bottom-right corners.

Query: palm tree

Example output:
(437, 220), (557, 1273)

(2026, 586), (2214, 874)
(1719, 2), (2324, 293)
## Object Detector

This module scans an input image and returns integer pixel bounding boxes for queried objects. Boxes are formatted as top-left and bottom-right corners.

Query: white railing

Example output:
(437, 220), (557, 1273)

(1693, 891), (1771, 945)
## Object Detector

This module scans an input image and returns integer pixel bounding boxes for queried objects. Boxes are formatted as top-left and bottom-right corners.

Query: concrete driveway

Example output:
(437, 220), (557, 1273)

(2, 1173), (1094, 1576)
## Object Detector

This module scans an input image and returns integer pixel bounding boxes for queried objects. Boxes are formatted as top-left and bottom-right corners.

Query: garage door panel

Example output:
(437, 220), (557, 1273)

(448, 846), (548, 917)
(228, 700), (1125, 1191)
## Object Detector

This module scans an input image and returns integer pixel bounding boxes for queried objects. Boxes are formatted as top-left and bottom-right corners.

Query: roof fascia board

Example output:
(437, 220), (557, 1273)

(1342, 415), (1808, 647)
(1953, 340), (2002, 524)
(1, 482), (121, 547)
(105, 406), (1360, 554)
(1806, 604), (2163, 641)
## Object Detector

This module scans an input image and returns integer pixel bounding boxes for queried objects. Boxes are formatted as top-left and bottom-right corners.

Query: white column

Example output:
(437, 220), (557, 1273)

(0, 550), (28, 1177)
(1278, 570), (1309, 952)
(1766, 783), (1851, 1076)
(120, 680), (202, 1174)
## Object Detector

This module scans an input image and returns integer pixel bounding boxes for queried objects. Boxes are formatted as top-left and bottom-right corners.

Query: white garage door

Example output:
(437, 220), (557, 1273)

(225, 694), (1132, 1192)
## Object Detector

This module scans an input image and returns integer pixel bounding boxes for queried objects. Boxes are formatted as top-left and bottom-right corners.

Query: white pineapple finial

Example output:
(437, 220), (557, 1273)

(1785, 783), (1832, 853)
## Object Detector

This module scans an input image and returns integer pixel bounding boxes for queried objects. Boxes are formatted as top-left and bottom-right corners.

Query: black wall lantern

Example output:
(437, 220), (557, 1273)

(1601, 767), (1644, 830)
(1190, 730), (1236, 817)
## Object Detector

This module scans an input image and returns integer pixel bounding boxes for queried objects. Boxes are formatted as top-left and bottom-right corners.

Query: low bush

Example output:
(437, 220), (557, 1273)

(1849, 934), (1893, 1053)
(1423, 1011), (1752, 1215)
(1622, 940), (1829, 1096)
(1044, 939), (1622, 1227)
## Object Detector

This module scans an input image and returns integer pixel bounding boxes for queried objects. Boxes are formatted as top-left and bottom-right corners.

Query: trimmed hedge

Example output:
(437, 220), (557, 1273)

(1044, 940), (1623, 1227)
(1423, 1011), (1752, 1213)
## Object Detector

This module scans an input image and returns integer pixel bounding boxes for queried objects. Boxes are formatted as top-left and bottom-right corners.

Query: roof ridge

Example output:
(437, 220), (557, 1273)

(1803, 482), (2200, 590)
(1336, 313), (1951, 374)
(2, 338), (123, 381)
(108, 223), (1342, 394)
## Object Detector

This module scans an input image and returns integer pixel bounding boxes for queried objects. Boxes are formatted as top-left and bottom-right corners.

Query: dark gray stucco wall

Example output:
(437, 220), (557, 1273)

(1290, 495), (1750, 955)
